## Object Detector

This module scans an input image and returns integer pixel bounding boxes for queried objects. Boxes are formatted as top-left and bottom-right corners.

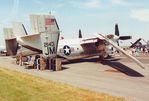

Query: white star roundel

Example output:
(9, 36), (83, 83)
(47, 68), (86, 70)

(63, 45), (71, 55)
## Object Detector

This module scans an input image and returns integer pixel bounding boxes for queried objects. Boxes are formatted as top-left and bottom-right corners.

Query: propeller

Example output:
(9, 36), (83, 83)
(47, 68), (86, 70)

(114, 24), (132, 45)
(79, 29), (82, 38)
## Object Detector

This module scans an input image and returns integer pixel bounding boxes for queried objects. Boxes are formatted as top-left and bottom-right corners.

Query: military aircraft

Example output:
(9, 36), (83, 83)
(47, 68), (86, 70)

(4, 13), (145, 69)
(130, 38), (149, 49)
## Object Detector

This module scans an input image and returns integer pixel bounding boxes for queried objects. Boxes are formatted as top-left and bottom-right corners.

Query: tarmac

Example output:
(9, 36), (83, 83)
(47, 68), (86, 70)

(0, 55), (149, 101)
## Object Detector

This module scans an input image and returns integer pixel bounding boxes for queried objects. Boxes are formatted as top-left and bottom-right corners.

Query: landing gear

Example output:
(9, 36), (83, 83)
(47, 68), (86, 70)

(98, 55), (104, 62)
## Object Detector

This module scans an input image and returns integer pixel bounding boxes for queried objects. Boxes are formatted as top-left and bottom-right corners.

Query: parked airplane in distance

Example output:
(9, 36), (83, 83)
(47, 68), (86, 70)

(0, 46), (6, 54)
(130, 38), (149, 49)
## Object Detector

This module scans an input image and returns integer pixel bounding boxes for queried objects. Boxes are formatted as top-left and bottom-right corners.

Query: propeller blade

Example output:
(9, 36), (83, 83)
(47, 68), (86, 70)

(117, 40), (119, 46)
(98, 34), (145, 69)
(115, 24), (119, 36)
(79, 29), (82, 38)
(119, 36), (132, 40)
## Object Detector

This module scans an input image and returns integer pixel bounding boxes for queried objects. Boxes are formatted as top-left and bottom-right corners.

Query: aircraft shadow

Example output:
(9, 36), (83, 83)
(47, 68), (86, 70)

(63, 57), (144, 77)
(62, 59), (95, 64)
(101, 59), (144, 77)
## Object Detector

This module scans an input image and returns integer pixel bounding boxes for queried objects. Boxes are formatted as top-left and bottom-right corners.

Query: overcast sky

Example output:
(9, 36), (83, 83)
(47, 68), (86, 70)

(0, 0), (149, 46)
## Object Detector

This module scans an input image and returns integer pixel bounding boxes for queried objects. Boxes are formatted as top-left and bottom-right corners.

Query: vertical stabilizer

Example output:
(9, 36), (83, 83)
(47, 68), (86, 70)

(30, 14), (60, 57)
(3, 28), (18, 56)
(3, 28), (15, 39)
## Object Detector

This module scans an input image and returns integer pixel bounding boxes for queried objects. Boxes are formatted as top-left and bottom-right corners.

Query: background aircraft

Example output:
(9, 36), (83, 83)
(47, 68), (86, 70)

(0, 46), (6, 54)
(130, 38), (149, 49)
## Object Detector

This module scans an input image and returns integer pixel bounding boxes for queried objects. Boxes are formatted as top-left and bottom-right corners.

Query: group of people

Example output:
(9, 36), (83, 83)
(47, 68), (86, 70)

(110, 46), (149, 57)
(124, 46), (149, 56)
(16, 53), (32, 66)
(16, 53), (47, 70)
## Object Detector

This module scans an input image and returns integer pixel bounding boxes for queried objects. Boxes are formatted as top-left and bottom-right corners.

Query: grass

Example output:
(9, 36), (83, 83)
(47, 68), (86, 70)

(0, 67), (127, 101)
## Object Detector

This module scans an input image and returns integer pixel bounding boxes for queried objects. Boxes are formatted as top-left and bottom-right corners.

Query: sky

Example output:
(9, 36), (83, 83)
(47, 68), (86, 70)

(0, 0), (149, 46)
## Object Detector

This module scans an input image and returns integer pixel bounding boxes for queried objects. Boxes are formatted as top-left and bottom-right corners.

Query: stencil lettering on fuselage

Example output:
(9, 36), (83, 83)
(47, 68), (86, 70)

(44, 42), (56, 55)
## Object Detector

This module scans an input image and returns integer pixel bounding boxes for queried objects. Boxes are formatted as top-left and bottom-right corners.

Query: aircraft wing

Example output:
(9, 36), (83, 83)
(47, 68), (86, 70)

(98, 34), (145, 69)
